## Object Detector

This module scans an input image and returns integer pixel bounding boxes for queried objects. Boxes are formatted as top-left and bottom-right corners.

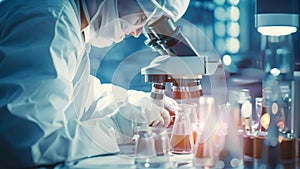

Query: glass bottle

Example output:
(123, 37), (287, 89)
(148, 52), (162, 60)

(260, 35), (294, 82)
(279, 84), (293, 135)
(226, 89), (252, 132)
(237, 89), (252, 132)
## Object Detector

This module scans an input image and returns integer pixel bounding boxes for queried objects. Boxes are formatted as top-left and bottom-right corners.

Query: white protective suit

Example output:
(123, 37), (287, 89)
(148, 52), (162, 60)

(0, 0), (189, 168)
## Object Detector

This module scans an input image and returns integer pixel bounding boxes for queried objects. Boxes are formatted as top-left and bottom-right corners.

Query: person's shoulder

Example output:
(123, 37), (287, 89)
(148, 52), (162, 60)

(47, 0), (81, 31)
(0, 0), (78, 21)
(0, 0), (73, 23)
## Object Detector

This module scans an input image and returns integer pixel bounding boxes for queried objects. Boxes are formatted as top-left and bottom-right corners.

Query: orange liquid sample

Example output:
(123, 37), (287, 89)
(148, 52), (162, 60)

(193, 131), (197, 144)
(170, 134), (192, 154)
(195, 142), (204, 158)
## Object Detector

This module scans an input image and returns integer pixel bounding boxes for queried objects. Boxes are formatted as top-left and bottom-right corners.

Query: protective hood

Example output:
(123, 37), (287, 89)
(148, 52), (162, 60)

(137, 0), (190, 22)
(81, 0), (124, 47)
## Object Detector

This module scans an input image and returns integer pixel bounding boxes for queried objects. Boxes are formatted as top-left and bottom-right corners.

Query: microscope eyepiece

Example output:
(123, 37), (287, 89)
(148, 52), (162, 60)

(143, 15), (198, 56)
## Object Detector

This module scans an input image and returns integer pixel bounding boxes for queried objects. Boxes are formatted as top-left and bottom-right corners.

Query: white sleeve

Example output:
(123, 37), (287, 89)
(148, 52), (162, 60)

(0, 1), (120, 168)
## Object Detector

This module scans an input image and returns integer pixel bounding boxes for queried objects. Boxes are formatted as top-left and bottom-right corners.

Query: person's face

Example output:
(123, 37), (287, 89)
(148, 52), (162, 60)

(118, 0), (149, 38)
(120, 13), (148, 38)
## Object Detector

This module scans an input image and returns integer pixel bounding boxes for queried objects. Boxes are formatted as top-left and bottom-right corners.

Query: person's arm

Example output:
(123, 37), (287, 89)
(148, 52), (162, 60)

(0, 1), (119, 168)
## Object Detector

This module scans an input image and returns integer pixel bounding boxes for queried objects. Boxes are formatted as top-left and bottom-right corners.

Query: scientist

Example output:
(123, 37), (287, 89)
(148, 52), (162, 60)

(0, 0), (189, 168)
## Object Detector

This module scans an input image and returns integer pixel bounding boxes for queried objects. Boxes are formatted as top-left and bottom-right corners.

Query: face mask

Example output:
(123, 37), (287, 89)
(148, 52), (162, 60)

(89, 19), (124, 48)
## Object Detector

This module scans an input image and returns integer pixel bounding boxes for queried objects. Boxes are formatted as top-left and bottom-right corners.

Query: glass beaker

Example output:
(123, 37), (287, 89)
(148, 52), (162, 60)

(134, 126), (156, 158)
(134, 126), (175, 169)
(170, 104), (194, 154)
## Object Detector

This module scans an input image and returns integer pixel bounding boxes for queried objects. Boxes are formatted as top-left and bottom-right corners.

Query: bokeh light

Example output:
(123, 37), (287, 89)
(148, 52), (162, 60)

(226, 37), (240, 53)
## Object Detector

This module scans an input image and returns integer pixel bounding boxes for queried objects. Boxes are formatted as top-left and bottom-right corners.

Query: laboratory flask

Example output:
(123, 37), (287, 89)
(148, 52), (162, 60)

(170, 103), (194, 154)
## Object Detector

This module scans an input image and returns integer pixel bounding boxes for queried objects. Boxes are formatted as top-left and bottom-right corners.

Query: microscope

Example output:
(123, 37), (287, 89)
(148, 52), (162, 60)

(141, 15), (219, 123)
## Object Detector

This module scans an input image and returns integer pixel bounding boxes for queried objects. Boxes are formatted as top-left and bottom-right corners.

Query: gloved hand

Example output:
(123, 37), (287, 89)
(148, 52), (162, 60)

(107, 103), (149, 144)
(163, 94), (178, 114)
(127, 90), (177, 127)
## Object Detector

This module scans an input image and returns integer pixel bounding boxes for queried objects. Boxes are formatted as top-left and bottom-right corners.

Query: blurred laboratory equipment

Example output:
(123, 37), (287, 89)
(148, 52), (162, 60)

(255, 97), (263, 132)
(256, 34), (297, 167)
(278, 134), (296, 167)
(225, 89), (252, 132)
(259, 34), (296, 139)
(194, 133), (216, 168)
(236, 89), (252, 132)
(196, 96), (218, 144)
(260, 35), (295, 82)
(255, 0), (298, 36)
(251, 82), (297, 168)
(280, 85), (293, 135)
(255, 0), (298, 163)
(243, 134), (254, 166)
(170, 104), (194, 154)
(258, 88), (271, 137)
(194, 97), (227, 168)
(219, 90), (252, 168)
(263, 85), (279, 138)
(254, 0), (299, 164)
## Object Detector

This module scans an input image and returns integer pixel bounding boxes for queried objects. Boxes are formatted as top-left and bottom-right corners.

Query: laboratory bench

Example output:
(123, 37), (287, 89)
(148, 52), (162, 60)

(51, 142), (300, 169)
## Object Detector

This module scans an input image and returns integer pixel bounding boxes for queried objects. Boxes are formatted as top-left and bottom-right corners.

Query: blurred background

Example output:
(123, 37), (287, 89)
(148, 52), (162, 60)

(90, 0), (300, 97)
